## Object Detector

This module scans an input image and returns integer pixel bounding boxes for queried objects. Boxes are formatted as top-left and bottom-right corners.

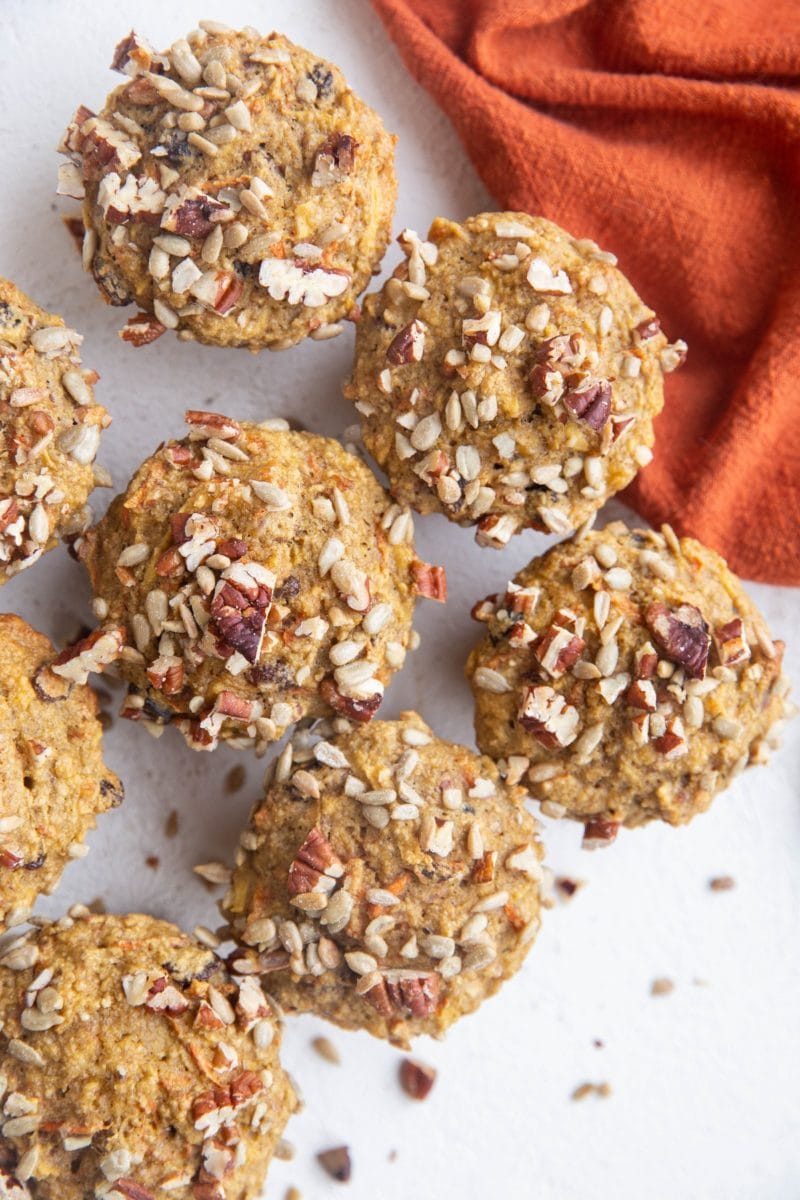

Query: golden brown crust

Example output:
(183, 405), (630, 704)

(79, 415), (430, 752)
(58, 26), (397, 351)
(0, 615), (121, 930)
(223, 712), (546, 1046)
(0, 910), (294, 1198)
(466, 521), (790, 836)
(0, 278), (109, 582)
(347, 212), (685, 547)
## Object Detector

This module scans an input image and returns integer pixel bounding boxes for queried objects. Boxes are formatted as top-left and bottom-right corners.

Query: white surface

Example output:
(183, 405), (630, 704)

(1, 3), (798, 1198)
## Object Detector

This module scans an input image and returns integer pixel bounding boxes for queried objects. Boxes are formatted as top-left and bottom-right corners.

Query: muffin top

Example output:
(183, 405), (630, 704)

(0, 910), (294, 1199)
(79, 414), (441, 752)
(346, 212), (685, 546)
(0, 614), (122, 931)
(59, 23), (397, 351)
(0, 277), (109, 583)
(466, 521), (789, 838)
(224, 712), (546, 1046)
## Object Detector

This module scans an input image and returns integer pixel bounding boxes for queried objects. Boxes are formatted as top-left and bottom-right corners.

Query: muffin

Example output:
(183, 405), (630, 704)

(58, 22), (397, 351)
(223, 712), (547, 1047)
(345, 212), (686, 547)
(0, 614), (122, 931)
(78, 412), (443, 752)
(0, 909), (294, 1198)
(466, 521), (790, 843)
(0, 278), (109, 582)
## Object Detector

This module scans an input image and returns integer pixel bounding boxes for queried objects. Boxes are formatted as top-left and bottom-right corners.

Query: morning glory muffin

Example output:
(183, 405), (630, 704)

(466, 521), (790, 844)
(0, 909), (294, 1198)
(223, 712), (546, 1047)
(0, 615), (122, 932)
(345, 213), (686, 547)
(58, 22), (396, 351)
(0, 278), (110, 582)
(79, 413), (443, 752)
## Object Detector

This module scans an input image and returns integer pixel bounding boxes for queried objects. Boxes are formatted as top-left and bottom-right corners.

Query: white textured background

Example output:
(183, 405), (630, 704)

(1, 3), (798, 1198)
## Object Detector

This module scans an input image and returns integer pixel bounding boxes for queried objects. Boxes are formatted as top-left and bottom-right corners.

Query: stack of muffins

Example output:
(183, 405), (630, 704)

(0, 21), (790, 1200)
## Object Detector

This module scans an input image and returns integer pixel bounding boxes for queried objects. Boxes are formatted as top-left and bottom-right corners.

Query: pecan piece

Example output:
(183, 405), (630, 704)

(563, 379), (612, 431)
(110, 1182), (156, 1200)
(534, 624), (585, 678)
(169, 195), (229, 239)
(399, 1058), (437, 1101)
(185, 410), (242, 442)
(0, 848), (22, 870)
(518, 685), (579, 748)
(317, 1146), (352, 1183)
(714, 618), (750, 667)
(119, 313), (166, 348)
(287, 827), (343, 897)
(110, 30), (153, 74)
(581, 818), (620, 850)
(645, 602), (710, 679)
(312, 133), (357, 187)
(385, 970), (440, 1019)
(634, 316), (661, 342)
(210, 584), (266, 664)
(412, 560), (447, 602)
(386, 320), (426, 365)
(320, 678), (382, 723)
(145, 978), (189, 1015)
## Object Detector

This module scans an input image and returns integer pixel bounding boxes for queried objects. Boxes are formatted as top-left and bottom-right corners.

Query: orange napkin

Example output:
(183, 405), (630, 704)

(370, 0), (800, 584)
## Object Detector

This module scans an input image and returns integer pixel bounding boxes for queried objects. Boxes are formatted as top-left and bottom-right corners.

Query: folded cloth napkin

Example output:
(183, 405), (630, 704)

(370, 0), (800, 584)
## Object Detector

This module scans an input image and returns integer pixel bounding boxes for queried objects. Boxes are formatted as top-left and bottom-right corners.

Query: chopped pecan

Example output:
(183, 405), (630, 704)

(645, 602), (710, 679)
(110, 30), (153, 74)
(320, 678), (382, 723)
(715, 618), (750, 667)
(287, 827), (343, 897)
(312, 133), (357, 186)
(652, 715), (688, 758)
(119, 313), (166, 348)
(386, 971), (440, 1018)
(534, 624), (585, 678)
(518, 685), (579, 748)
(0, 498), (20, 534)
(399, 1058), (436, 1101)
(634, 641), (658, 679)
(635, 316), (661, 342)
(145, 978), (189, 1015)
(626, 679), (657, 711)
(386, 320), (426, 365)
(185, 410), (242, 442)
(412, 560), (447, 602)
(168, 195), (229, 239)
(210, 576), (269, 664)
(217, 538), (247, 560)
(155, 546), (184, 578)
(212, 273), (244, 316)
(229, 1070), (264, 1106)
(317, 1146), (352, 1183)
(581, 818), (620, 850)
(211, 691), (254, 721)
(0, 848), (22, 870)
(58, 104), (94, 159)
(109, 1182), (156, 1200)
(563, 379), (612, 431)
(505, 584), (540, 616)
(32, 663), (72, 703)
(471, 850), (497, 884)
(80, 117), (141, 181)
(51, 625), (125, 684)
(146, 656), (184, 696)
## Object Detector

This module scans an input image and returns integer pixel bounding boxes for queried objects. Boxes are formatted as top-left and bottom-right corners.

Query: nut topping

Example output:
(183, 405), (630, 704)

(645, 601), (710, 678)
